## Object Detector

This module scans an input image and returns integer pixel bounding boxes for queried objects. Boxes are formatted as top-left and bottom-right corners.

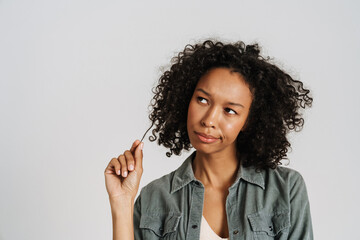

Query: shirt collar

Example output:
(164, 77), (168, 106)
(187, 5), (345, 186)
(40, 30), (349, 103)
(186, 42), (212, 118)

(171, 151), (265, 194)
(171, 152), (197, 194)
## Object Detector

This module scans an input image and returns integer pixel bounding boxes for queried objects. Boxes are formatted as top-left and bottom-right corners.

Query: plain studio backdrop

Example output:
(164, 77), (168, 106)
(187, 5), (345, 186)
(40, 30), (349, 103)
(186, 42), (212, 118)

(0, 0), (359, 239)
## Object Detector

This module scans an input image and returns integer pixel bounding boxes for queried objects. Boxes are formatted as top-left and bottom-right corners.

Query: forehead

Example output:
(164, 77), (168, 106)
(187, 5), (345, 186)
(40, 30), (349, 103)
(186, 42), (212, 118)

(196, 68), (253, 106)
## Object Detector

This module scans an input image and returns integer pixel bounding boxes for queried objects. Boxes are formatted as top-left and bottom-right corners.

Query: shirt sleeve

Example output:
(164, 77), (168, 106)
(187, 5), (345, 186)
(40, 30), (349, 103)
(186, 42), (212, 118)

(288, 171), (314, 239)
(133, 194), (142, 240)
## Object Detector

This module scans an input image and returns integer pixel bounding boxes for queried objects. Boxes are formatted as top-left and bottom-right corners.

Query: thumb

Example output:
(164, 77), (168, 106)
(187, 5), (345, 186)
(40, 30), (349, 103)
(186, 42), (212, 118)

(134, 142), (144, 171)
(130, 139), (141, 153)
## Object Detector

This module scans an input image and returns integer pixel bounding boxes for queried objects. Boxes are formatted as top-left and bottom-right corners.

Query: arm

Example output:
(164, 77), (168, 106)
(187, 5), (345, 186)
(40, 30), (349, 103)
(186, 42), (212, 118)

(104, 140), (144, 240)
(288, 172), (313, 239)
(110, 196), (135, 240)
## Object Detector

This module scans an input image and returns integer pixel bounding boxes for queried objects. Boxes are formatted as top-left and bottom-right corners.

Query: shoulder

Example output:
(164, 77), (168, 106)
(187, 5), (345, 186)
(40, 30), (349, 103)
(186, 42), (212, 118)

(262, 166), (309, 199)
(138, 152), (195, 199)
(134, 168), (185, 218)
(257, 165), (309, 199)
(263, 165), (305, 184)
(140, 170), (176, 196)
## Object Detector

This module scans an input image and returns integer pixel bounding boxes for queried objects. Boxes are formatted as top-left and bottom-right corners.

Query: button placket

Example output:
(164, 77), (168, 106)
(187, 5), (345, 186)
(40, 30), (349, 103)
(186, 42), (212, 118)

(185, 182), (204, 240)
(226, 189), (242, 240)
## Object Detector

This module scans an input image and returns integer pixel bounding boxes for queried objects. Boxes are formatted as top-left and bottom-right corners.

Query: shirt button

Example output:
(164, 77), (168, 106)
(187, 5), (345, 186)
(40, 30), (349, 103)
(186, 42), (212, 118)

(233, 230), (239, 235)
(192, 224), (198, 229)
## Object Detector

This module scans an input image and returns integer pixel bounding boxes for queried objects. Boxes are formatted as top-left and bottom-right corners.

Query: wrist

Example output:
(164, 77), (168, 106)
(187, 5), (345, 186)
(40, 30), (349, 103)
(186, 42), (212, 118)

(109, 196), (135, 240)
(109, 195), (134, 213)
(109, 194), (134, 203)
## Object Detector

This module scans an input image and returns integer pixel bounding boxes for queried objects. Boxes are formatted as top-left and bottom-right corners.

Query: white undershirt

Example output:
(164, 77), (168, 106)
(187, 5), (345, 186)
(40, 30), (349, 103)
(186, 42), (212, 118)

(199, 215), (229, 240)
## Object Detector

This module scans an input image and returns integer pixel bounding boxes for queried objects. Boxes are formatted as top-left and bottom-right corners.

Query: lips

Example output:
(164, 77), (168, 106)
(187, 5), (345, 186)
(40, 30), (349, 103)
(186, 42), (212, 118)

(195, 132), (220, 143)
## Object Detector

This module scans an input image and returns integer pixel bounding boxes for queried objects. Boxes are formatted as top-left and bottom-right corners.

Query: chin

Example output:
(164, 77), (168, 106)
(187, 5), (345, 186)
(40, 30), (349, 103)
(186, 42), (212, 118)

(191, 141), (220, 154)
(192, 140), (237, 157)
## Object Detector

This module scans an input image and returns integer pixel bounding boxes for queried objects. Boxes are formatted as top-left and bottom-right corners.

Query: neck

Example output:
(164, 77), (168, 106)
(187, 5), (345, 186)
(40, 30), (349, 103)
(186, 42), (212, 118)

(192, 149), (239, 189)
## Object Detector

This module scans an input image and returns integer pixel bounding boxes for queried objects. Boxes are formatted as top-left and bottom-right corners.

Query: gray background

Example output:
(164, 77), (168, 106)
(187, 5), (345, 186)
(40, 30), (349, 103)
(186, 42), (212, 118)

(1, 0), (359, 239)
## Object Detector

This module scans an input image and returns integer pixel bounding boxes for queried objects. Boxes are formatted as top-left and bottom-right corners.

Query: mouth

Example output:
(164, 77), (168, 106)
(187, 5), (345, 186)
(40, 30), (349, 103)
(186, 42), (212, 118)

(195, 131), (220, 143)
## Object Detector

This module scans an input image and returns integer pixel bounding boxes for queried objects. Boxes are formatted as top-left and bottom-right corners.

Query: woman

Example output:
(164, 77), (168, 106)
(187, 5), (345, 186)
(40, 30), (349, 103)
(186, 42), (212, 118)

(104, 40), (313, 240)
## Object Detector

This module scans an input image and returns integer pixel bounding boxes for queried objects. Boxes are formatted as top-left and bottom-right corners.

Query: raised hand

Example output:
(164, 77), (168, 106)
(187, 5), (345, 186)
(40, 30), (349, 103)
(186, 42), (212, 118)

(104, 140), (144, 201)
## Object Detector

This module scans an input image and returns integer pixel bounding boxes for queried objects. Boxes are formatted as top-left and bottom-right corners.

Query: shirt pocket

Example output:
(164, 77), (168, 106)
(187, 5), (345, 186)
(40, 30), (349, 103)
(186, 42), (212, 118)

(248, 209), (290, 240)
(139, 211), (182, 239)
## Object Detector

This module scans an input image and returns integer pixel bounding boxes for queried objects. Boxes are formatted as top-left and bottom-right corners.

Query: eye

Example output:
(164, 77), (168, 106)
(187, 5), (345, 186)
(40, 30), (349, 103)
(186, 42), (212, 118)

(225, 108), (237, 115)
(197, 97), (208, 104)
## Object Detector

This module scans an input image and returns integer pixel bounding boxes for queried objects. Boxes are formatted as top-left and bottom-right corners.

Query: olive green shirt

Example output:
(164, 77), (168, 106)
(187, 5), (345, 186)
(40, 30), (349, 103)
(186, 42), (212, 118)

(134, 152), (313, 239)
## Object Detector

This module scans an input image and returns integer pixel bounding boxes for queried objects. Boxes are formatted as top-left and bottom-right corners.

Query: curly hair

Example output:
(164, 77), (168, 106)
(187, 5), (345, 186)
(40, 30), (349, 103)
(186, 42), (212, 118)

(148, 40), (313, 170)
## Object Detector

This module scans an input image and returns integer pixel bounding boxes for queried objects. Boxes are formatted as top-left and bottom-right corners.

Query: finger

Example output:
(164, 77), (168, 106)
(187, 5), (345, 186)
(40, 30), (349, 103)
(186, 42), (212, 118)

(118, 154), (128, 177)
(104, 158), (120, 175)
(134, 142), (144, 171)
(124, 150), (135, 171)
(130, 139), (141, 154)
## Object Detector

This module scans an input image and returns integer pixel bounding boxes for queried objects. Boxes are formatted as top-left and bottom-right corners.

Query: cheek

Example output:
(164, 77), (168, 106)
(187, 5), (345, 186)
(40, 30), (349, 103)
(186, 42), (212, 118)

(223, 119), (245, 139)
(225, 122), (240, 134)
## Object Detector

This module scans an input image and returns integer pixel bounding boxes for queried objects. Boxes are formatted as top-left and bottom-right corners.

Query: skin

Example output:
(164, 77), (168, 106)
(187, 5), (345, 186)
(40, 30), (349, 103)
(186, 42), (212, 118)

(104, 67), (253, 239)
(188, 68), (253, 237)
(104, 140), (144, 240)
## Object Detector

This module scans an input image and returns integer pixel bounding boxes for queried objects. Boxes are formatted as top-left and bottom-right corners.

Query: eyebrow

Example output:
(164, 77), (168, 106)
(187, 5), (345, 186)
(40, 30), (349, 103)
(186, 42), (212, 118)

(195, 88), (244, 108)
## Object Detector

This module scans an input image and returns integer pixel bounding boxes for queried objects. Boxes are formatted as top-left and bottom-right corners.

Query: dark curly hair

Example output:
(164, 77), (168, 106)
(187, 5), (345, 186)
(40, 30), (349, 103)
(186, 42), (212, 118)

(147, 40), (313, 170)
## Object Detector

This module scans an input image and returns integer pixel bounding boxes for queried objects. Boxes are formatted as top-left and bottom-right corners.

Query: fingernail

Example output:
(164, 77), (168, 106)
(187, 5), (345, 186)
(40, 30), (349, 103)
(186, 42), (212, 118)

(117, 170), (120, 175)
(129, 165), (134, 171)
(123, 171), (128, 177)
(140, 142), (144, 150)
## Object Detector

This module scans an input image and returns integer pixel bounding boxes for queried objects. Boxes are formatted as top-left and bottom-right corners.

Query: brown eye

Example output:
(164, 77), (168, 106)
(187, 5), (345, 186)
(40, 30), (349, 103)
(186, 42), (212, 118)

(225, 108), (237, 115)
(197, 97), (208, 104)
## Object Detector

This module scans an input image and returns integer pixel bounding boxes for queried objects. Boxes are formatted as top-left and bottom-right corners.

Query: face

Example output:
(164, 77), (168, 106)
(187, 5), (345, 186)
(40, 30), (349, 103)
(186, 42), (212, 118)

(187, 67), (253, 156)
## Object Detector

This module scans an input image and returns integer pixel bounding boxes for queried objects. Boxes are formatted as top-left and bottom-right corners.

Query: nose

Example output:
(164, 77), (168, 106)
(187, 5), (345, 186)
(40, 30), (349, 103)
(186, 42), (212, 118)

(201, 106), (220, 128)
